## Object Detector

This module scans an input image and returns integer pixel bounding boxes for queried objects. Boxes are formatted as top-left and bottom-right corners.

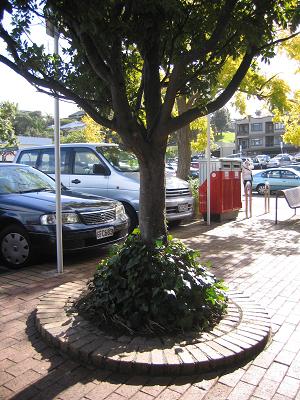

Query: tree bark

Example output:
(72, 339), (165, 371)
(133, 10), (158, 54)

(138, 148), (167, 245)
(176, 96), (192, 181)
(177, 125), (192, 181)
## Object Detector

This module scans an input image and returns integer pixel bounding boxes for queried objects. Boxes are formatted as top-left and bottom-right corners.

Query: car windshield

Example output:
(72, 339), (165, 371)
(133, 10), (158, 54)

(97, 146), (139, 172)
(0, 165), (55, 194)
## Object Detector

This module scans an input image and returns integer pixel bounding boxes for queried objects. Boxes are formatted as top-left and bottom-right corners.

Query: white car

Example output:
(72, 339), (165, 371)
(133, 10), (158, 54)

(267, 154), (294, 168)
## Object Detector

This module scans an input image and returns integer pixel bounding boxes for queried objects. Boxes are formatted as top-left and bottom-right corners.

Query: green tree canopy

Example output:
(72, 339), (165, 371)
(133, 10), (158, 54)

(273, 90), (300, 147)
(211, 108), (231, 134)
(0, 0), (299, 243)
(14, 110), (53, 136)
(0, 100), (18, 147)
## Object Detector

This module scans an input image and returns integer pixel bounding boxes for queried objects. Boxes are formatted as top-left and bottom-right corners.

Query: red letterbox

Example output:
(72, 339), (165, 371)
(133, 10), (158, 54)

(199, 164), (242, 221)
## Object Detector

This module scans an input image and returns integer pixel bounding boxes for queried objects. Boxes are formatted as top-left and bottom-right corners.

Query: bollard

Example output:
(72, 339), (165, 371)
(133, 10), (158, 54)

(245, 181), (252, 218)
(264, 181), (270, 213)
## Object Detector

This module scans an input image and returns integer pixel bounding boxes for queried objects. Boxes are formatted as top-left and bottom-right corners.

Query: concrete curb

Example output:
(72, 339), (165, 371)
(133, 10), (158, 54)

(35, 281), (271, 376)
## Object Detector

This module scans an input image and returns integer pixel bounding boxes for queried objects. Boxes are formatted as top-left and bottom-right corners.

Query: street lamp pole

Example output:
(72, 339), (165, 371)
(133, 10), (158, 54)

(46, 20), (63, 274)
(53, 29), (63, 274)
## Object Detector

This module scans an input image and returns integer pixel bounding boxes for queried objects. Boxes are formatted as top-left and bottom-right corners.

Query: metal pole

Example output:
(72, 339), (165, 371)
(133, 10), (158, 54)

(54, 30), (63, 274)
(206, 114), (211, 226)
(264, 182), (270, 213)
(245, 181), (252, 218)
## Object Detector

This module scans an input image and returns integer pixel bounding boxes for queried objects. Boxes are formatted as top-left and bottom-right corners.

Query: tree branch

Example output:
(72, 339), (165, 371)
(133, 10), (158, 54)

(205, 0), (238, 53)
(159, 60), (186, 125)
(74, 30), (113, 84)
(134, 64), (145, 113)
(164, 49), (256, 134)
(0, 54), (115, 129)
(258, 31), (300, 53)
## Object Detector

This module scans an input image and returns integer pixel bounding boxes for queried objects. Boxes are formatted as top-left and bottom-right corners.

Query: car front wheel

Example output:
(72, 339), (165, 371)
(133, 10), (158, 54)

(256, 184), (266, 195)
(0, 225), (32, 268)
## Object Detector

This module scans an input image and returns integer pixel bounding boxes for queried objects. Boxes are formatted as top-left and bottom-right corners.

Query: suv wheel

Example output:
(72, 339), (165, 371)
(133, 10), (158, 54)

(0, 225), (32, 268)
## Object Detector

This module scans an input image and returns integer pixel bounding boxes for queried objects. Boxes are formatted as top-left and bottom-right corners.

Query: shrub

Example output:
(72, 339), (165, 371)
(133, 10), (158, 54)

(75, 231), (228, 336)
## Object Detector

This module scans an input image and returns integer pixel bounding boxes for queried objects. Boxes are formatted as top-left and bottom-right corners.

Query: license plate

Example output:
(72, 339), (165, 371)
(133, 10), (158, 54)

(96, 227), (114, 239)
(178, 203), (189, 212)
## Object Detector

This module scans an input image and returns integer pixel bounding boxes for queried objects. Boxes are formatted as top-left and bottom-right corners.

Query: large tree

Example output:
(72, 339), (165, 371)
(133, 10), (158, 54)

(0, 0), (299, 245)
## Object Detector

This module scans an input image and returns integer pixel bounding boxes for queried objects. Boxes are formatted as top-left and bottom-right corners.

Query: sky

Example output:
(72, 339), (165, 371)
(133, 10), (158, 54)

(0, 14), (79, 118)
(0, 13), (300, 120)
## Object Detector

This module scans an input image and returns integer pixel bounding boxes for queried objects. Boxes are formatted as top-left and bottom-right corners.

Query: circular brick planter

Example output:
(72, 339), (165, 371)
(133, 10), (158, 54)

(35, 280), (271, 376)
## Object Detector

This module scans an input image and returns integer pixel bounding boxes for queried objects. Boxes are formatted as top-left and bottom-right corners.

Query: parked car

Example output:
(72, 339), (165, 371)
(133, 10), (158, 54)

(267, 154), (294, 168)
(252, 155), (270, 169)
(0, 163), (128, 268)
(252, 167), (300, 195)
(166, 162), (198, 179)
(284, 164), (300, 172)
(14, 143), (194, 231)
(294, 153), (300, 162)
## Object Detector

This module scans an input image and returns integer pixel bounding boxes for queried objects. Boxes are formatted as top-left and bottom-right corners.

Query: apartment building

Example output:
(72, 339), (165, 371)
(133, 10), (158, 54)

(235, 115), (298, 156)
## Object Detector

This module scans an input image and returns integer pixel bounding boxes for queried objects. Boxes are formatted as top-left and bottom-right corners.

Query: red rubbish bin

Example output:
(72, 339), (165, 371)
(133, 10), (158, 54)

(199, 159), (242, 221)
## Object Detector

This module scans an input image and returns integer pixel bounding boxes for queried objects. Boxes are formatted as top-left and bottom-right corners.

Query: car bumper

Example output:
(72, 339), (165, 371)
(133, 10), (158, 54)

(165, 196), (194, 221)
(27, 221), (128, 253)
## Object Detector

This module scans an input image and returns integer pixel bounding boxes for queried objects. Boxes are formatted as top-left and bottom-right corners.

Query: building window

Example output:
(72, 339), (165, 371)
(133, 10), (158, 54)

(274, 137), (282, 145)
(238, 124), (249, 134)
(265, 122), (274, 133)
(238, 138), (249, 149)
(274, 122), (285, 130)
(251, 123), (263, 132)
(251, 138), (263, 146)
(266, 136), (274, 147)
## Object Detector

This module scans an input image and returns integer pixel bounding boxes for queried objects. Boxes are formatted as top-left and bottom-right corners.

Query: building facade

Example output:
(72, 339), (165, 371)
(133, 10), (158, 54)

(235, 115), (298, 156)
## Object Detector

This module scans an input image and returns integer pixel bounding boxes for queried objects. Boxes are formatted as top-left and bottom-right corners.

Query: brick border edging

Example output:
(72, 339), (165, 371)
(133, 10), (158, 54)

(35, 281), (271, 376)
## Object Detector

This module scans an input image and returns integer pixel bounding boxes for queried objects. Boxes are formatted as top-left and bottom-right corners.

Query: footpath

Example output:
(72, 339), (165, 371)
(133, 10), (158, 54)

(0, 194), (299, 400)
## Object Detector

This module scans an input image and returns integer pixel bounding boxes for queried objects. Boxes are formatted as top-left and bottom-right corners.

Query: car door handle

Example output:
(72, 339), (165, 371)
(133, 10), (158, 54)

(71, 179), (81, 184)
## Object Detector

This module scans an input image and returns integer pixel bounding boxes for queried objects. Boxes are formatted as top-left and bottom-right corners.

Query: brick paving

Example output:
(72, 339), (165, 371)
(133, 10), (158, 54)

(0, 194), (299, 399)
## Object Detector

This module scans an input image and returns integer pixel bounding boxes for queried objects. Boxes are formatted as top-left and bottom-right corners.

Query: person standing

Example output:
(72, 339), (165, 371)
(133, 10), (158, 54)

(242, 159), (253, 188)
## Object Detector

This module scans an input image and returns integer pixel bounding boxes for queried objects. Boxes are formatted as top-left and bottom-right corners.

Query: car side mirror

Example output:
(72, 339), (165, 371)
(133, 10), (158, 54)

(93, 164), (111, 176)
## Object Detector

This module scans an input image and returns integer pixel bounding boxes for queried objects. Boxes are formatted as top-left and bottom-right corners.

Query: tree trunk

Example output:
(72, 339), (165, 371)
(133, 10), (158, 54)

(177, 124), (192, 181)
(176, 96), (192, 181)
(138, 149), (167, 245)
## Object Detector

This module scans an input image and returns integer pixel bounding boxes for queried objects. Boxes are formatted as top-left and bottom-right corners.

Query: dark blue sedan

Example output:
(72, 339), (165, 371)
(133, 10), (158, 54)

(0, 164), (128, 268)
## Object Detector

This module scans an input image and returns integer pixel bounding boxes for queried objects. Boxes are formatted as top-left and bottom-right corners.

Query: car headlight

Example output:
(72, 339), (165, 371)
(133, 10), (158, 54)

(115, 203), (128, 221)
(40, 212), (80, 225)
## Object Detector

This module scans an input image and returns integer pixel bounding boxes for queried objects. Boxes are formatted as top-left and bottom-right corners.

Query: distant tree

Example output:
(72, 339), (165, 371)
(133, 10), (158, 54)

(191, 117), (218, 154)
(0, 101), (18, 147)
(14, 110), (53, 136)
(211, 108), (231, 134)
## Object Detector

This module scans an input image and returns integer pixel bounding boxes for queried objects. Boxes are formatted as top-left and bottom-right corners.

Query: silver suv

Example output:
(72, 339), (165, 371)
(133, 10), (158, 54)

(14, 143), (194, 230)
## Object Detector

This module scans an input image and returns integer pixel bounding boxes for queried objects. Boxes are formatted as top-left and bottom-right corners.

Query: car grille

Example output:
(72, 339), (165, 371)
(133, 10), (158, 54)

(79, 209), (116, 224)
(166, 188), (191, 198)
